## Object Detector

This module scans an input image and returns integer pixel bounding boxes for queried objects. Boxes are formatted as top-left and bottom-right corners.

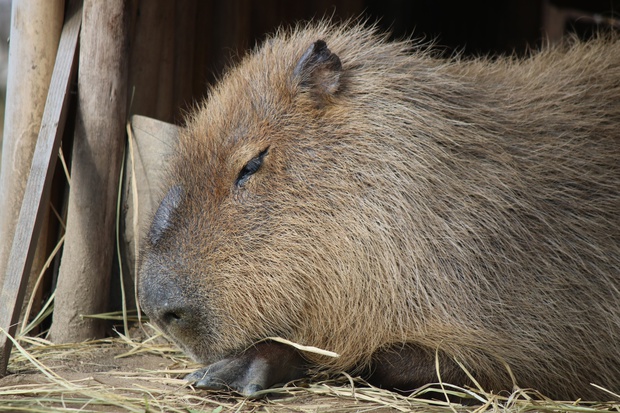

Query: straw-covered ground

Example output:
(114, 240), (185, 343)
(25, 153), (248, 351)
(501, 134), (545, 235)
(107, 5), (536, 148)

(1, 316), (619, 413)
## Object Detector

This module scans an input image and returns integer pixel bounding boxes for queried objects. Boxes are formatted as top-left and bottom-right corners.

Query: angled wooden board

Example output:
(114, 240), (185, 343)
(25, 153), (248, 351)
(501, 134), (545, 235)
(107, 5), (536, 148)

(0, 0), (83, 376)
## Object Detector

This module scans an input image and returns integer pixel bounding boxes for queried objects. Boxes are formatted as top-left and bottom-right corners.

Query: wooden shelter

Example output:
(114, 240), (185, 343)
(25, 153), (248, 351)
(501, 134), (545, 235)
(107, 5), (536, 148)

(0, 0), (616, 376)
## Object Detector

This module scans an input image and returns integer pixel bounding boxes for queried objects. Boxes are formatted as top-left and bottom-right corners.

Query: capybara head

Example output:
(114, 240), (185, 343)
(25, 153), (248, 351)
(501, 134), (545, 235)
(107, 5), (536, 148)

(139, 22), (620, 399)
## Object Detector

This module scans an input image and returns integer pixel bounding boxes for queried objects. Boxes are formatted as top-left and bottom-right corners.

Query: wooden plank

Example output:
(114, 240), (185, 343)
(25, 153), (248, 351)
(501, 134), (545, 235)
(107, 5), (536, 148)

(0, 0), (83, 376)
(128, 1), (176, 123)
(0, 0), (64, 292)
(49, 0), (131, 344)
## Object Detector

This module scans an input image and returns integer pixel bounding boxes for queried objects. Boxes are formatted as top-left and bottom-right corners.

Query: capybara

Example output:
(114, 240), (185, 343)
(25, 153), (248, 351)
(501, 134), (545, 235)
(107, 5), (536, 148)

(138, 22), (620, 400)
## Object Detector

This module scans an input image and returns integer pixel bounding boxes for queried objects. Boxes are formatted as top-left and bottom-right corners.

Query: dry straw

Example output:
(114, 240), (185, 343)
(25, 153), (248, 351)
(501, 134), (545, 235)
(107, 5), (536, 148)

(2, 321), (619, 412)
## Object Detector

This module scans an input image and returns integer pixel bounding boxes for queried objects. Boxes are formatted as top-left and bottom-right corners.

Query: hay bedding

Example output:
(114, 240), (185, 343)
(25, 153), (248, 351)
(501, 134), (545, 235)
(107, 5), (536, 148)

(0, 322), (618, 413)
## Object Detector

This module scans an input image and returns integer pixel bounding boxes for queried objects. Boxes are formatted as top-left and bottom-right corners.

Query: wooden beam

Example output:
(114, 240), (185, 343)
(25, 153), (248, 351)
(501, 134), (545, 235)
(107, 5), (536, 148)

(50, 0), (131, 343)
(0, 0), (64, 301)
(0, 0), (83, 376)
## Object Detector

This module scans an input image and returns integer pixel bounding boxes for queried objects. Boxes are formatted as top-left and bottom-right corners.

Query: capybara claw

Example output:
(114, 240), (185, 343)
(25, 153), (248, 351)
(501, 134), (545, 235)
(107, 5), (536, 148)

(186, 361), (266, 396)
(190, 374), (228, 391)
(186, 368), (228, 391)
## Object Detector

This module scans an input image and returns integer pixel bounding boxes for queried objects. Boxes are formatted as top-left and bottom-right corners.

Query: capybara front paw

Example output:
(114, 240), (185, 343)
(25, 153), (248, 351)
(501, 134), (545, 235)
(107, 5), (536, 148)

(185, 342), (307, 397)
(185, 356), (266, 395)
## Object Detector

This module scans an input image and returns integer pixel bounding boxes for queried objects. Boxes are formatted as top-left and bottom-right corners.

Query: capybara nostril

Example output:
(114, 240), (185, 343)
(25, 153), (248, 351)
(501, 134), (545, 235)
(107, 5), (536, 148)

(159, 305), (188, 326)
(163, 310), (181, 323)
(141, 287), (198, 331)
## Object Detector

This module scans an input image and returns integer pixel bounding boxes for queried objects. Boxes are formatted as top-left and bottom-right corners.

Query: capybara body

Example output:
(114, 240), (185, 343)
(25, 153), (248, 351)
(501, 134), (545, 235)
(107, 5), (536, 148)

(139, 22), (620, 400)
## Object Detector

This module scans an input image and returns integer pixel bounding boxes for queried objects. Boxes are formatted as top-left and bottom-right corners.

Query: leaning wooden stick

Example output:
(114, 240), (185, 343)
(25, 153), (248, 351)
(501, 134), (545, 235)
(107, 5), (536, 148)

(0, 0), (82, 376)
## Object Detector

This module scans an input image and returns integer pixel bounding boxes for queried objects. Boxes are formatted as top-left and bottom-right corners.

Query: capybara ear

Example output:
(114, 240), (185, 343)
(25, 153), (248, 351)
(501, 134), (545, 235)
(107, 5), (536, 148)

(293, 40), (342, 100)
(148, 185), (184, 245)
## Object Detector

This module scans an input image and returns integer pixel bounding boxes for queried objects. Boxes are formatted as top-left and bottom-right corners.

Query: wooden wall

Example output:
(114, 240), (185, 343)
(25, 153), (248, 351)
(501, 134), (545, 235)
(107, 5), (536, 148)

(125, 0), (545, 126)
(125, 0), (619, 124)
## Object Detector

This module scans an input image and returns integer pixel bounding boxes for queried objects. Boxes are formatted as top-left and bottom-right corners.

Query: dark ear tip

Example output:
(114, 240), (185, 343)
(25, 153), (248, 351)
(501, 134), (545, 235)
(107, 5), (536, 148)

(294, 40), (322, 78)
(313, 40), (328, 53)
(293, 39), (343, 96)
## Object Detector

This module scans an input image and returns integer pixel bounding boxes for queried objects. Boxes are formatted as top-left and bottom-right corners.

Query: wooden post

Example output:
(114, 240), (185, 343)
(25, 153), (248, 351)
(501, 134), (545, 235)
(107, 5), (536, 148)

(0, 0), (82, 377)
(49, 0), (131, 343)
(0, 0), (65, 295)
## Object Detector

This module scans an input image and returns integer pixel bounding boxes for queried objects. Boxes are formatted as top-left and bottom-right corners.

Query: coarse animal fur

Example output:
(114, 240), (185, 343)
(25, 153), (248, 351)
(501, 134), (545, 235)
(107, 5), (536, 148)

(139, 21), (620, 400)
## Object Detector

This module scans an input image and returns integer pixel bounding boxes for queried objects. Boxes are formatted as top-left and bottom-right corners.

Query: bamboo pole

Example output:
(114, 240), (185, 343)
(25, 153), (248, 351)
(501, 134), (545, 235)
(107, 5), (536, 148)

(49, 0), (131, 343)
(0, 0), (65, 295)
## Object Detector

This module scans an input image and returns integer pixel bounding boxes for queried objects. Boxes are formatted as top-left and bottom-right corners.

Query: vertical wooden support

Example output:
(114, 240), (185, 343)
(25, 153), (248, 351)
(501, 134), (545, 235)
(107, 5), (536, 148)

(0, 0), (82, 377)
(0, 0), (65, 293)
(49, 0), (131, 343)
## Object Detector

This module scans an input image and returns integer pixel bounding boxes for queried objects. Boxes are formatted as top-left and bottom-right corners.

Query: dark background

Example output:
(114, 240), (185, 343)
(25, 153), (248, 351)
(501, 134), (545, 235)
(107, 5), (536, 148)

(130, 0), (618, 124)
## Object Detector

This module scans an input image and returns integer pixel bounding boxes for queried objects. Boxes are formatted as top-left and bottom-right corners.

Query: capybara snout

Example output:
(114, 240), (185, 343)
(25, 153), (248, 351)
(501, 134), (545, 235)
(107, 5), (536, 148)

(139, 22), (620, 399)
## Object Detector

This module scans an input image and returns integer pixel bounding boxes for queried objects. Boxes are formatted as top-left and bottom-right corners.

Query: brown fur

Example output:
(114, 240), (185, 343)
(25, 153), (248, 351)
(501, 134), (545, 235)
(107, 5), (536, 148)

(139, 22), (620, 400)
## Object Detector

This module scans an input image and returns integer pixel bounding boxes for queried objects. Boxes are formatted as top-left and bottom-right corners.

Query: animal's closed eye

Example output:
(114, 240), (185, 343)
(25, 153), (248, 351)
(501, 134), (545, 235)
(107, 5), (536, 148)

(236, 147), (269, 187)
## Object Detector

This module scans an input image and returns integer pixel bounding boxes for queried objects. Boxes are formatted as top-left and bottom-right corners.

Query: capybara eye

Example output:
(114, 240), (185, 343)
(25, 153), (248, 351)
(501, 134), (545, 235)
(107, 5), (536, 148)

(235, 147), (269, 187)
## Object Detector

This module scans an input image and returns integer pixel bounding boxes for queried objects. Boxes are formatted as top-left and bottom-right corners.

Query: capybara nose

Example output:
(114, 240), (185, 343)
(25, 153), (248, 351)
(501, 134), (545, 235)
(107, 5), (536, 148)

(139, 273), (192, 328)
